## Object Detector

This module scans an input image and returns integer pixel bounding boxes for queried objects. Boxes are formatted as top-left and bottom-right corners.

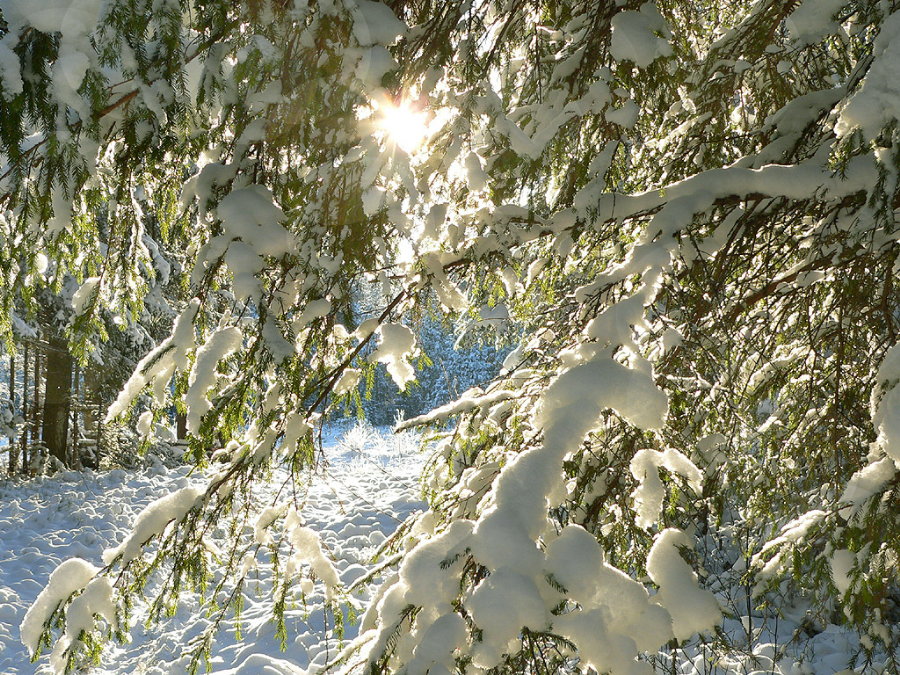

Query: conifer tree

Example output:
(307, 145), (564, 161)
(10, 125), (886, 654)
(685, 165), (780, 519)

(3, 0), (900, 672)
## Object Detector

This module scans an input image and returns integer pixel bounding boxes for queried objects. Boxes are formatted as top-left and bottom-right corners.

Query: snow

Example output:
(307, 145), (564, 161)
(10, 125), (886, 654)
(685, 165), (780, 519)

(352, 46), (398, 89)
(218, 186), (292, 258)
(284, 508), (341, 601)
(185, 327), (243, 434)
(224, 242), (264, 302)
(646, 528), (720, 642)
(1, 424), (425, 674)
(538, 346), (669, 437)
(469, 567), (548, 642)
(5, 0), (102, 37)
(544, 525), (675, 660)
(20, 557), (99, 655)
(0, 423), (894, 674)
(361, 335), (675, 670)
(0, 38), (24, 96)
(554, 609), (653, 675)
(217, 186), (296, 301)
(295, 299), (332, 330)
(463, 152), (488, 192)
(630, 448), (702, 530)
(350, 1), (407, 47)
(606, 99), (639, 128)
(871, 341), (900, 462)
(106, 300), (200, 422)
(4, 0), (103, 121)
(836, 12), (900, 141)
(102, 485), (202, 566)
(754, 510), (828, 584)
(53, 51), (90, 91)
(1, 0), (899, 671)
(405, 613), (466, 674)
(332, 368), (361, 396)
(136, 410), (154, 438)
(370, 323), (417, 389)
(839, 456), (896, 506)
(71, 277), (100, 316)
(396, 519), (473, 610)
(609, 4), (672, 69)
(50, 576), (117, 672)
(254, 505), (285, 546)
(585, 293), (648, 347)
(785, 0), (844, 45)
(830, 549), (855, 596)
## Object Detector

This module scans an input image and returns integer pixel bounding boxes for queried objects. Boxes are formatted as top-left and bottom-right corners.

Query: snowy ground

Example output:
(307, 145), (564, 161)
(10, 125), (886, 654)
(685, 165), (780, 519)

(0, 423), (887, 674)
(0, 423), (426, 675)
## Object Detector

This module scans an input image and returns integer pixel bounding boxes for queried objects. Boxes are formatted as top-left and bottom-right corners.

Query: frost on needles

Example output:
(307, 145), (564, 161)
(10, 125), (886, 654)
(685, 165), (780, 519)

(1, 0), (900, 673)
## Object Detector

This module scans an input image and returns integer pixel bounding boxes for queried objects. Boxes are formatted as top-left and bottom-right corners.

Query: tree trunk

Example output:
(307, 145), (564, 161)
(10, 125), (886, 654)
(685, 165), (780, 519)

(70, 362), (80, 468)
(8, 351), (16, 475)
(82, 366), (102, 469)
(41, 338), (73, 467)
(21, 342), (30, 472)
(176, 411), (187, 440)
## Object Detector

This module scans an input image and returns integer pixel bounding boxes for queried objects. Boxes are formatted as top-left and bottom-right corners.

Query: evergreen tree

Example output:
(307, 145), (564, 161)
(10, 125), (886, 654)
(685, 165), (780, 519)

(2, 0), (900, 672)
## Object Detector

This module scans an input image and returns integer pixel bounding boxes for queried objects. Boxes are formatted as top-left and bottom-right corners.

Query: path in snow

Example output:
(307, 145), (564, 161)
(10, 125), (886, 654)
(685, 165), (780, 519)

(0, 423), (425, 674)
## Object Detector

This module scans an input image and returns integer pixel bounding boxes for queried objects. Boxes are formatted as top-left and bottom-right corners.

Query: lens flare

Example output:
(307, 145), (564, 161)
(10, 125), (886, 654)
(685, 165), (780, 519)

(378, 100), (429, 153)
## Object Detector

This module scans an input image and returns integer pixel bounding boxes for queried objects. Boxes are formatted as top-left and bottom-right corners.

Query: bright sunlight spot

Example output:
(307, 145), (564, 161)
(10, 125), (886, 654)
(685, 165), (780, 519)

(377, 99), (429, 153)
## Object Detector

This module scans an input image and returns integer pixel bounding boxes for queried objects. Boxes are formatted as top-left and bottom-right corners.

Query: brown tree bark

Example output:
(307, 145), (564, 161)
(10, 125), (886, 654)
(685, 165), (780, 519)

(21, 342), (30, 472)
(176, 411), (188, 441)
(82, 366), (102, 469)
(8, 351), (16, 475)
(41, 337), (73, 467)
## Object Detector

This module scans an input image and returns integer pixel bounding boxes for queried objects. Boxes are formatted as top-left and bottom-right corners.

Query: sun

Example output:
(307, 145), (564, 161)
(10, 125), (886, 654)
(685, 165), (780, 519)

(377, 99), (429, 154)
